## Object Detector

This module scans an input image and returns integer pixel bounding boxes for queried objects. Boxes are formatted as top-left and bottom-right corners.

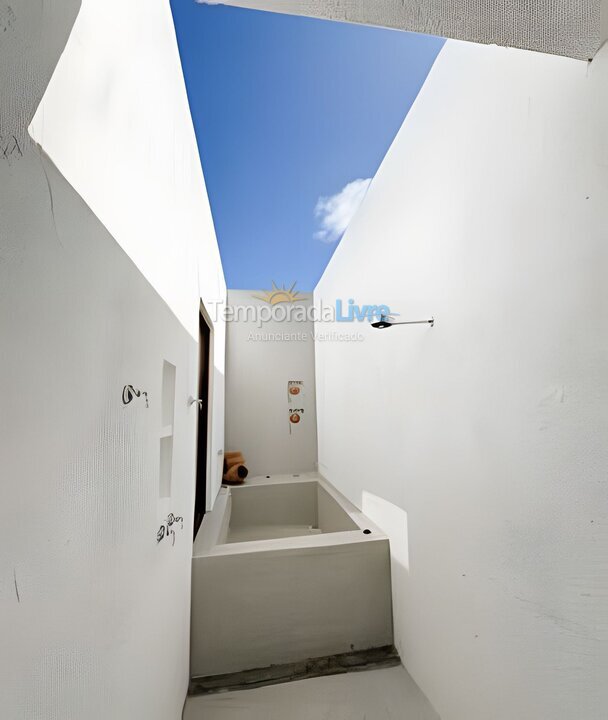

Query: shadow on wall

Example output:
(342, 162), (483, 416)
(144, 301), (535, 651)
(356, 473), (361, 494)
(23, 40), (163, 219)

(0, 1), (82, 145)
(362, 492), (410, 659)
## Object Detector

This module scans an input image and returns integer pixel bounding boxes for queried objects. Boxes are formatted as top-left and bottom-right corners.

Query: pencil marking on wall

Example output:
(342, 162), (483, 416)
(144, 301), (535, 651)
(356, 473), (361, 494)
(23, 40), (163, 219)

(157, 513), (184, 546)
(512, 594), (597, 640)
(1, 134), (22, 163)
(122, 385), (149, 408)
(0, 4), (16, 35)
(37, 152), (65, 248)
(13, 568), (20, 603)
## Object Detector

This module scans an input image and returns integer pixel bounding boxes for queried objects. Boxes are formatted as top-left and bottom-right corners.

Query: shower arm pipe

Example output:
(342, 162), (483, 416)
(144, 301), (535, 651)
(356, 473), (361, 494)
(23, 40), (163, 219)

(390, 318), (434, 327)
(371, 315), (435, 329)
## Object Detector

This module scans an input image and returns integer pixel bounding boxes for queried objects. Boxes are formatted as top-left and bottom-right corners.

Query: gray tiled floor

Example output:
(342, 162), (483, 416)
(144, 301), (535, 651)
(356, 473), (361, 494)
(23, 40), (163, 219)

(184, 666), (439, 720)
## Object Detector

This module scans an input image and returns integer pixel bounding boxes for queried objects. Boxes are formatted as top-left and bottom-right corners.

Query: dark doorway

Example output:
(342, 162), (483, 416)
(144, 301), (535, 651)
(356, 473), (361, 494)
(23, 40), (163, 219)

(193, 307), (211, 540)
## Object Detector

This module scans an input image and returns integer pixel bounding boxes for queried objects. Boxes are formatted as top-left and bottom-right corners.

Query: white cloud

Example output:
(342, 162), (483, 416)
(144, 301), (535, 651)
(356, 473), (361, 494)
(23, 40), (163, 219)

(313, 178), (372, 243)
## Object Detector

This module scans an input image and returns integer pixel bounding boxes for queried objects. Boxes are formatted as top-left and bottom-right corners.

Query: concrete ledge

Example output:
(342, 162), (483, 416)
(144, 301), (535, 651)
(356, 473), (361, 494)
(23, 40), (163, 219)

(215, 0), (602, 60)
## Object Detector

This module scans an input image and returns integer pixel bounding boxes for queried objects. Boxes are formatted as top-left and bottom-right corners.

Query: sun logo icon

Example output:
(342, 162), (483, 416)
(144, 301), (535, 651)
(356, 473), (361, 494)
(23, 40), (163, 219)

(253, 282), (301, 305)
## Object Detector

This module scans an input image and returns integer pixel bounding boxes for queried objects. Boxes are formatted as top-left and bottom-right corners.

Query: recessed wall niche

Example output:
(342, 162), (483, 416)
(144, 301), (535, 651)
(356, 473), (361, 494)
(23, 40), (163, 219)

(159, 360), (176, 499)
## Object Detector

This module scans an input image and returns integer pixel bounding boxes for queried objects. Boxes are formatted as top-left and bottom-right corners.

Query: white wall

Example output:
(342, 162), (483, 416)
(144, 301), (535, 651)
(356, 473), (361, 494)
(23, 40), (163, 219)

(1, 2), (225, 718)
(225, 290), (318, 476)
(28, 1), (227, 509)
(314, 40), (608, 720)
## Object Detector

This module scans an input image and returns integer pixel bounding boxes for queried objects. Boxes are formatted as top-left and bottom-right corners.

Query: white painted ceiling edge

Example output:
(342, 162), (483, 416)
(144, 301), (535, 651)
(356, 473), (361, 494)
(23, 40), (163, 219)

(210, 0), (606, 60)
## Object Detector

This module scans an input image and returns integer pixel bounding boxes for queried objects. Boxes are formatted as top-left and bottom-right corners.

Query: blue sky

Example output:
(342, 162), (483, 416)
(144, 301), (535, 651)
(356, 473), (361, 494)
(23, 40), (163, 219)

(170, 3), (444, 291)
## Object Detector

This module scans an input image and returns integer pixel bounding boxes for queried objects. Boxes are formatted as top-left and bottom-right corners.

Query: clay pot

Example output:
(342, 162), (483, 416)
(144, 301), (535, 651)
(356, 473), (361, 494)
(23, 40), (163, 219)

(223, 464), (248, 485)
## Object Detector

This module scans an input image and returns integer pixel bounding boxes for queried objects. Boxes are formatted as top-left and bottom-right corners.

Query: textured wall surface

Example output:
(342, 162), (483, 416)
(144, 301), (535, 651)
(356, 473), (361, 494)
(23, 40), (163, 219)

(225, 290), (318, 476)
(215, 0), (604, 60)
(1, 150), (197, 720)
(0, 1), (226, 718)
(314, 39), (608, 720)
(30, 0), (226, 343)
(0, 0), (81, 149)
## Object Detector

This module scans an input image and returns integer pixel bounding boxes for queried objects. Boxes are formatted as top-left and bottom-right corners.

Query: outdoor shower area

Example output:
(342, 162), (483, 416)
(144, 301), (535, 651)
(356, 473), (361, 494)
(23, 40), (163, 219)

(190, 474), (395, 690)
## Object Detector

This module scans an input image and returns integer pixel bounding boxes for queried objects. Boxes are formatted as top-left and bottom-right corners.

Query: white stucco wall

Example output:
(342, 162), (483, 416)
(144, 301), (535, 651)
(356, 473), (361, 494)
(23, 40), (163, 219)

(225, 290), (318, 476)
(29, 0), (226, 341)
(28, 0), (227, 506)
(1, 2), (225, 718)
(314, 40), (608, 720)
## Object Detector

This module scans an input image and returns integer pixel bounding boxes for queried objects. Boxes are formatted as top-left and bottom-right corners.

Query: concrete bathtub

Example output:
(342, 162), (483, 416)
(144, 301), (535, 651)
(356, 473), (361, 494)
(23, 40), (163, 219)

(190, 473), (393, 679)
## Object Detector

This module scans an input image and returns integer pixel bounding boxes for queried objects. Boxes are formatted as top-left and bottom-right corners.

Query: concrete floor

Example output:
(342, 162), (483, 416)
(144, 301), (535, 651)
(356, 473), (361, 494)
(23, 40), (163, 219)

(183, 666), (440, 720)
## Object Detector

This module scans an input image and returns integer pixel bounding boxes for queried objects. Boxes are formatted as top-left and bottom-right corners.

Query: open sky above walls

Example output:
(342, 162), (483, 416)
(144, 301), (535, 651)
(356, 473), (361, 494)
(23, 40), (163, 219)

(170, 2), (444, 291)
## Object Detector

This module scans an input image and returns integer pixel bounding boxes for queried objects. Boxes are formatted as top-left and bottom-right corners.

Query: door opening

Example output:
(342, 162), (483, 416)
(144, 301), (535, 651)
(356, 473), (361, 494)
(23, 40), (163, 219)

(194, 306), (211, 540)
